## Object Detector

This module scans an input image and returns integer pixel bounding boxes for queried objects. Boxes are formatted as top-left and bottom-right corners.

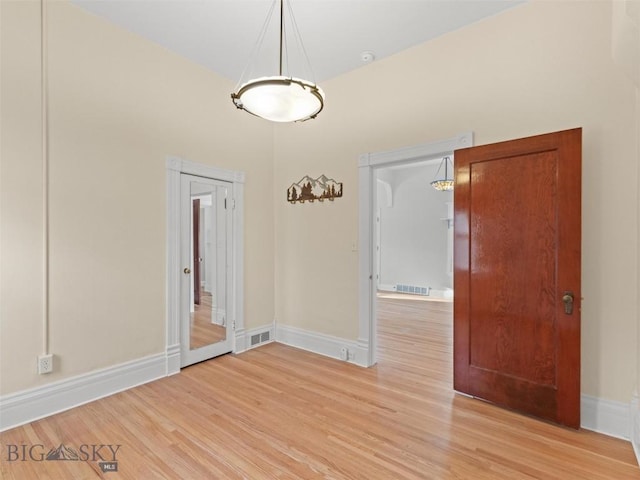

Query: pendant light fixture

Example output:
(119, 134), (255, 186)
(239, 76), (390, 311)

(231, 0), (325, 123)
(430, 156), (454, 191)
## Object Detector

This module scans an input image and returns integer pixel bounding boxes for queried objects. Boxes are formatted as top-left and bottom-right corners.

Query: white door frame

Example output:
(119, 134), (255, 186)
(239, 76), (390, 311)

(166, 157), (245, 375)
(357, 132), (473, 367)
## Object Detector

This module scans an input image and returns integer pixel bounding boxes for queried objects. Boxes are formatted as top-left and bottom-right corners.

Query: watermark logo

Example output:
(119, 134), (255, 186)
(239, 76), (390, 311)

(46, 444), (79, 461)
(4, 443), (121, 473)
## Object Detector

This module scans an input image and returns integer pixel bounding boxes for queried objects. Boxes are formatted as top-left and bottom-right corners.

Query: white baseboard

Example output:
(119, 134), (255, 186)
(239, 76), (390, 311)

(581, 394), (630, 440)
(234, 328), (247, 353)
(166, 343), (181, 376)
(276, 325), (634, 441)
(276, 324), (368, 367)
(1, 340), (634, 449)
(0, 352), (166, 432)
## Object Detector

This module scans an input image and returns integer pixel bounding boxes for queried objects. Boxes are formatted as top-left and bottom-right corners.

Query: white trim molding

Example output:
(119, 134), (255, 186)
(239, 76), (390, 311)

(276, 324), (368, 367)
(166, 343), (181, 376)
(0, 353), (165, 432)
(358, 132), (473, 366)
(234, 328), (248, 353)
(166, 157), (245, 369)
(581, 394), (631, 440)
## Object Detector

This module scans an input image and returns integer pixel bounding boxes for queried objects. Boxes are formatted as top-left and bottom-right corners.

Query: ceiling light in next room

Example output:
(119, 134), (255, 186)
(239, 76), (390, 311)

(431, 156), (454, 191)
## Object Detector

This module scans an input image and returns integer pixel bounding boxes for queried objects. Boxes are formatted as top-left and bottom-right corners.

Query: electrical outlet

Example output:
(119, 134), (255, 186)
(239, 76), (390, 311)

(38, 354), (53, 374)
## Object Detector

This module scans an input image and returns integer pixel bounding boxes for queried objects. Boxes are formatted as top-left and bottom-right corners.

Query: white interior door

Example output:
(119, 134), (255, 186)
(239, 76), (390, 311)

(180, 173), (233, 367)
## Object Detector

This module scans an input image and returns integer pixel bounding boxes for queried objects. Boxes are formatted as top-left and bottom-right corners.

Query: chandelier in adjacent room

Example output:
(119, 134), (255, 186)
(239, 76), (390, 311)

(430, 156), (454, 191)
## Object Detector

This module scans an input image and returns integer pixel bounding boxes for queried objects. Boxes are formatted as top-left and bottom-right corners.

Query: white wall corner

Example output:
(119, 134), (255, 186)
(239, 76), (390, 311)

(631, 391), (640, 465)
(611, 0), (640, 87)
(581, 394), (631, 441)
(276, 324), (367, 367)
(0, 353), (167, 432)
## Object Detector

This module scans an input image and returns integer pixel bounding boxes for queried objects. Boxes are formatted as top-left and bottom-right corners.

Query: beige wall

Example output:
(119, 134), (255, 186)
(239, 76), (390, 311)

(0, 1), (274, 394)
(1, 0), (638, 409)
(274, 0), (639, 403)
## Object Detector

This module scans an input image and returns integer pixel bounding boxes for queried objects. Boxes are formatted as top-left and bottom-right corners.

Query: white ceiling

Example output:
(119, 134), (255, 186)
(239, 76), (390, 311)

(72, 0), (526, 85)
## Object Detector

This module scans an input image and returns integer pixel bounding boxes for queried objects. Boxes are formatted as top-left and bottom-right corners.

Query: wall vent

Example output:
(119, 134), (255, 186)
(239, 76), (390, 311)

(395, 284), (431, 296)
(250, 330), (271, 347)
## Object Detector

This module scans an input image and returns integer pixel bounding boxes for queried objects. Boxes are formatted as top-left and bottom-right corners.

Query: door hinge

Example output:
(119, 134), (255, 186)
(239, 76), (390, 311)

(232, 321), (236, 330)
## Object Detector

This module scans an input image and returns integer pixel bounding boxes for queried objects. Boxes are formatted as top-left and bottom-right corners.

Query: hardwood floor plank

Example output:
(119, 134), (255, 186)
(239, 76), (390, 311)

(1, 296), (638, 478)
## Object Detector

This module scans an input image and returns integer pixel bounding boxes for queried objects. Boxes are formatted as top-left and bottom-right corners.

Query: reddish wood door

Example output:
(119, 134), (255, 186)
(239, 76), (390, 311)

(453, 128), (581, 428)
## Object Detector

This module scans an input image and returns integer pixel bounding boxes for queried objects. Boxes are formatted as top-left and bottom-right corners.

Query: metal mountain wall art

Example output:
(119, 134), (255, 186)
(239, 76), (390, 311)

(287, 175), (343, 204)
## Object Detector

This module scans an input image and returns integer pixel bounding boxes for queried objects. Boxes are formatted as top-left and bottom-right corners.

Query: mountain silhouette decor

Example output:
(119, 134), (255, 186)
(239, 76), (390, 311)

(287, 175), (343, 204)
(46, 444), (80, 461)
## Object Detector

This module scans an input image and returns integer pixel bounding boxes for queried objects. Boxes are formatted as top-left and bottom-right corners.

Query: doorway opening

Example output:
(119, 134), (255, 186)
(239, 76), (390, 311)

(357, 132), (473, 367)
(374, 160), (454, 369)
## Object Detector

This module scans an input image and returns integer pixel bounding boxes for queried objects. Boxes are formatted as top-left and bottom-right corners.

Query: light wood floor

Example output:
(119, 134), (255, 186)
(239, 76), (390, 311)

(190, 288), (226, 349)
(1, 297), (638, 479)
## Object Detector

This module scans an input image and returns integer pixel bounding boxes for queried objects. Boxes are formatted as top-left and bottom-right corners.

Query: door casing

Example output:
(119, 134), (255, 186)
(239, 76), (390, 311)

(166, 157), (245, 375)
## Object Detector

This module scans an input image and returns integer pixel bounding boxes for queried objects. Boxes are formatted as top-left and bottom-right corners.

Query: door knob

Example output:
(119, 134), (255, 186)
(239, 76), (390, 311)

(562, 291), (574, 315)
(183, 267), (191, 274)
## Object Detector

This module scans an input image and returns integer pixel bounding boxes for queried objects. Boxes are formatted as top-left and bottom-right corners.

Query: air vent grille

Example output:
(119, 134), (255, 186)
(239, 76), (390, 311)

(396, 284), (431, 296)
(250, 330), (271, 348)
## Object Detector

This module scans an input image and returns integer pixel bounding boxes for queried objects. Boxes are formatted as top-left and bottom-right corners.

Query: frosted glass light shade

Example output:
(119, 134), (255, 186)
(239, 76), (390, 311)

(231, 76), (325, 123)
